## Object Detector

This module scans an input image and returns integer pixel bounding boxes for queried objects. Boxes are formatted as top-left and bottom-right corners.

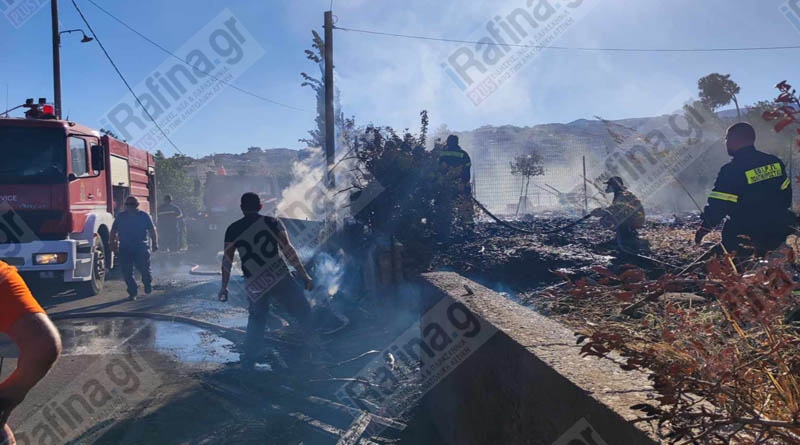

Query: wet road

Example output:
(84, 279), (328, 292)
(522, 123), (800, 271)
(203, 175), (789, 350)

(58, 318), (240, 365)
(0, 252), (439, 444)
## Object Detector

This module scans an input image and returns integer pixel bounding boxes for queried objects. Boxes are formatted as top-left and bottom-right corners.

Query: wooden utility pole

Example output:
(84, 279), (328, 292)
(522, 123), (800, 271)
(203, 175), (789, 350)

(52, 0), (62, 119)
(323, 11), (335, 188)
(582, 155), (588, 215)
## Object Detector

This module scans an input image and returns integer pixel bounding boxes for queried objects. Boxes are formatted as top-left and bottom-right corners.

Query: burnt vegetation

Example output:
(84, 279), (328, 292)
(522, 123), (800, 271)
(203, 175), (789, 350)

(546, 82), (800, 443)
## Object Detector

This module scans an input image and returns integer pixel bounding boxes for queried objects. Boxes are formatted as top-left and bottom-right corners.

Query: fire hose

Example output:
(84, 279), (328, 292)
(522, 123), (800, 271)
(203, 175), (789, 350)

(472, 196), (681, 269)
(470, 196), (539, 234)
(189, 264), (222, 276)
(471, 196), (593, 235)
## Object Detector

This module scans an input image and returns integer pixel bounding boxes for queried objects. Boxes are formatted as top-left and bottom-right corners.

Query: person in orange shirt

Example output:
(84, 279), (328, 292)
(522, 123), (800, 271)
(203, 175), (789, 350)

(0, 261), (62, 445)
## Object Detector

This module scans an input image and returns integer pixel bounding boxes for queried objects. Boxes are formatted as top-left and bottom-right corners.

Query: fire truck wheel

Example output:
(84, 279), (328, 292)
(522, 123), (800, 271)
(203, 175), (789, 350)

(76, 237), (106, 297)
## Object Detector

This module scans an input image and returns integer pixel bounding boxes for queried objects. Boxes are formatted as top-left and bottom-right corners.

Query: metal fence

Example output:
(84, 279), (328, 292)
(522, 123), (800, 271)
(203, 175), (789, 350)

(458, 124), (607, 217)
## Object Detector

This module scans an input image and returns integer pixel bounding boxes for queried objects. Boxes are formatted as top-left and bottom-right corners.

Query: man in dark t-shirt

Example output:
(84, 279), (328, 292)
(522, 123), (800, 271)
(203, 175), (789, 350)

(111, 196), (158, 299)
(219, 193), (313, 368)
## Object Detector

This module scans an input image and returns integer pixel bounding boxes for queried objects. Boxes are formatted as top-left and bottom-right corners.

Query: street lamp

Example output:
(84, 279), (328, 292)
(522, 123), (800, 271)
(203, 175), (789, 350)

(60, 29), (94, 43)
(51, 0), (93, 119)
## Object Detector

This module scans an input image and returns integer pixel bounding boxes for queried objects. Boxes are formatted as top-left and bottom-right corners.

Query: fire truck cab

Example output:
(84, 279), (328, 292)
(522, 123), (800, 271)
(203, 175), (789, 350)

(0, 101), (156, 296)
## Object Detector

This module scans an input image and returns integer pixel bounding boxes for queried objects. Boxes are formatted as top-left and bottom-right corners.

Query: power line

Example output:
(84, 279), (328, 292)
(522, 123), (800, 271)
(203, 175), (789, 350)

(85, 0), (306, 112)
(71, 0), (184, 154)
(334, 25), (800, 53)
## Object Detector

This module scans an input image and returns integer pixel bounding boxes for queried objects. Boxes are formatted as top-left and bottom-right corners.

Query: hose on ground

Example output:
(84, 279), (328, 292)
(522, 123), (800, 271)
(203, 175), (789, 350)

(471, 196), (592, 235)
(49, 311), (246, 338)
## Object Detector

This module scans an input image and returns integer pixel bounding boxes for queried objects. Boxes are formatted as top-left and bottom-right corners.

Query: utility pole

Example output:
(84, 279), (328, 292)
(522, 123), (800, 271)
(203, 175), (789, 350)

(52, 0), (62, 119)
(582, 155), (588, 215)
(323, 11), (335, 188)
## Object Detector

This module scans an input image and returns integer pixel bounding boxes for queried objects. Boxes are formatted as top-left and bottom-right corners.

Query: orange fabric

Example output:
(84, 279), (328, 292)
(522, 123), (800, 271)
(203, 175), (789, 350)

(0, 261), (44, 333)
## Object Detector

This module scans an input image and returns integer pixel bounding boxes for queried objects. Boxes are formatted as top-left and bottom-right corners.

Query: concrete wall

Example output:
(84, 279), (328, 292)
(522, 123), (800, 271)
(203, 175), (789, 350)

(418, 272), (659, 445)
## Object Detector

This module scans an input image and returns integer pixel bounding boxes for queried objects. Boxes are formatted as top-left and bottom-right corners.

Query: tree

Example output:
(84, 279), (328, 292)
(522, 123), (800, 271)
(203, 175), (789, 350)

(698, 73), (742, 120)
(154, 150), (201, 214)
(509, 149), (545, 215)
(352, 111), (462, 248)
(246, 146), (262, 154)
(99, 128), (123, 141)
(299, 30), (354, 152)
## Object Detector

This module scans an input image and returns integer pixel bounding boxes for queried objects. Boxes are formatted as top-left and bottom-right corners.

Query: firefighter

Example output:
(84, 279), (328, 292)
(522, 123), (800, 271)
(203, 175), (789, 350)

(590, 176), (646, 252)
(0, 261), (61, 444)
(695, 122), (796, 256)
(111, 196), (158, 300)
(157, 194), (184, 252)
(439, 135), (474, 225)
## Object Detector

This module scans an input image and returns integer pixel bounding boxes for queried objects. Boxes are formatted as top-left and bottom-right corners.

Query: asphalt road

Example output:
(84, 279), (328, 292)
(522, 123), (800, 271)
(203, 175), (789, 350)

(1, 253), (439, 444)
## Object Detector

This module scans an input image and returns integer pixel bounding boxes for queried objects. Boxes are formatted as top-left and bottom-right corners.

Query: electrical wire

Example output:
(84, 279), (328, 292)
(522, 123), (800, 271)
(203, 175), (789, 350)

(71, 0), (184, 154)
(334, 25), (800, 53)
(86, 0), (306, 112)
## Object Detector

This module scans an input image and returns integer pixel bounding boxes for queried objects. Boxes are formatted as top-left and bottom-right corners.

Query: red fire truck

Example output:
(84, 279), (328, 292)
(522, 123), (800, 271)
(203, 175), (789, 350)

(0, 100), (156, 296)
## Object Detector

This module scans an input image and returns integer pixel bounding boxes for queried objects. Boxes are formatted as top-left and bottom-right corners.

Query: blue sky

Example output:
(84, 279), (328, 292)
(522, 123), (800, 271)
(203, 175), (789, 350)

(0, 0), (798, 157)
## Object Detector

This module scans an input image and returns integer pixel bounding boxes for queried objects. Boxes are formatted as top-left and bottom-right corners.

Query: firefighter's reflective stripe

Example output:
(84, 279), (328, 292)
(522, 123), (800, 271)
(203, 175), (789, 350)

(782, 178), (791, 190)
(439, 151), (466, 159)
(709, 191), (739, 203)
(744, 162), (782, 184)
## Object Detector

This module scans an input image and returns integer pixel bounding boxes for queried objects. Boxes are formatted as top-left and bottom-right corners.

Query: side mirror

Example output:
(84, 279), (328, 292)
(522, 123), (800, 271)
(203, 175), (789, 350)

(91, 145), (105, 171)
(68, 173), (78, 182)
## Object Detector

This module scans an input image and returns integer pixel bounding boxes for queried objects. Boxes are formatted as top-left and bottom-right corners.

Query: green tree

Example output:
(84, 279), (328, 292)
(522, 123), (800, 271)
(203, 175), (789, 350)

(154, 150), (201, 214)
(698, 73), (742, 120)
(510, 148), (545, 215)
(299, 30), (353, 151)
(352, 111), (462, 248)
(100, 128), (123, 141)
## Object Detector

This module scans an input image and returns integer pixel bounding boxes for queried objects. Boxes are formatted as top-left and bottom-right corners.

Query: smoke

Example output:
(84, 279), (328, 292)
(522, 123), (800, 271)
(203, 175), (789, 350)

(272, 148), (369, 306)
(273, 146), (359, 224)
(274, 147), (326, 219)
(312, 250), (346, 299)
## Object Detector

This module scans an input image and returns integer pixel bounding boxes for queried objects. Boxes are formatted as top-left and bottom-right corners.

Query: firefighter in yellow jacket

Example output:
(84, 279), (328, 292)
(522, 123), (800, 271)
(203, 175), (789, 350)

(695, 123), (795, 256)
(590, 176), (646, 252)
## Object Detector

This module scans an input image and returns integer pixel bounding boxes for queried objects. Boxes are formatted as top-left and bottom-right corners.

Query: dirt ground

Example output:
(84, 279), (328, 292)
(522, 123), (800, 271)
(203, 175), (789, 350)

(430, 214), (733, 326)
(433, 215), (712, 285)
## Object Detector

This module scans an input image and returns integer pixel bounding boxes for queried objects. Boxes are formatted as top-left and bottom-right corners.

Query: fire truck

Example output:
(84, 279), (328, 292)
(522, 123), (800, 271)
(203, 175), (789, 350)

(0, 99), (156, 296)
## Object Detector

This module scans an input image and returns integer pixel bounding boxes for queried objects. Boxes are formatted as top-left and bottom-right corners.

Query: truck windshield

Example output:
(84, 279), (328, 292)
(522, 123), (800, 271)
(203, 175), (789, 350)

(0, 127), (67, 184)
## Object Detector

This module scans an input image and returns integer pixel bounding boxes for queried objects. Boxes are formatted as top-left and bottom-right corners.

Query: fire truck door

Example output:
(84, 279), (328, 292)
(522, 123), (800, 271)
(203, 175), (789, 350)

(68, 136), (106, 227)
